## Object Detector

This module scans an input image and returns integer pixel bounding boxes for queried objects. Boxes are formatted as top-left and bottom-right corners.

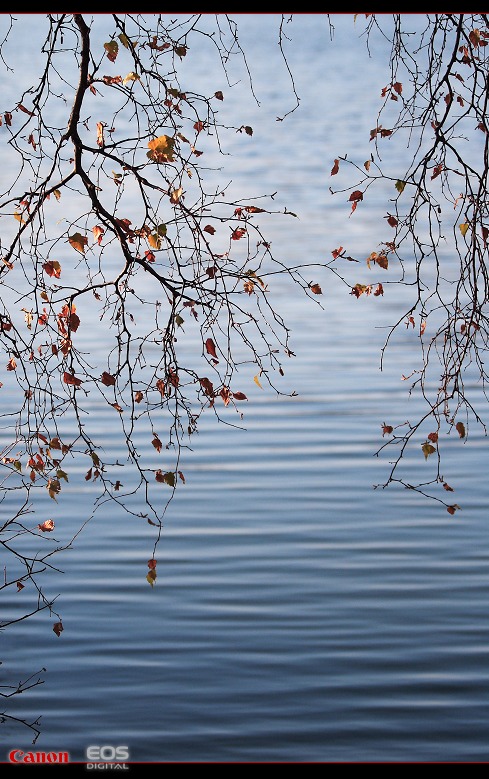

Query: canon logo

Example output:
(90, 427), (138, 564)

(9, 750), (69, 764)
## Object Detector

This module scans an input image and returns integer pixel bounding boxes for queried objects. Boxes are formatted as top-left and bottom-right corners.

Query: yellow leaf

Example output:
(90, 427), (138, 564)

(123, 71), (140, 85)
(459, 222), (469, 237)
(148, 233), (161, 250)
(170, 187), (183, 204)
(364, 160), (371, 172)
(53, 189), (61, 201)
(147, 135), (175, 163)
(421, 442), (436, 459)
(254, 374), (263, 389)
(395, 180), (406, 194)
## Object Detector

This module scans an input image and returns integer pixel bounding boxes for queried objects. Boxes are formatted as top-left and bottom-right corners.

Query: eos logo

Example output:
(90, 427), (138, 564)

(86, 745), (130, 762)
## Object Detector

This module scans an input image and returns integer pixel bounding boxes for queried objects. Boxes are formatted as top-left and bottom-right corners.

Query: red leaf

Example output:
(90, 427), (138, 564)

(43, 261), (61, 278)
(331, 158), (340, 176)
(204, 225), (216, 235)
(199, 377), (214, 397)
(148, 558), (157, 569)
(152, 435), (162, 453)
(101, 371), (116, 386)
(53, 621), (63, 637)
(205, 338), (218, 360)
(232, 391), (248, 401)
(231, 227), (246, 241)
(309, 283), (322, 295)
(63, 371), (82, 387)
(349, 190), (364, 202)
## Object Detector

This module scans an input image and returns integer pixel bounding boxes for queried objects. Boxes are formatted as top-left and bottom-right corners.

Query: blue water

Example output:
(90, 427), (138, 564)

(1, 14), (489, 763)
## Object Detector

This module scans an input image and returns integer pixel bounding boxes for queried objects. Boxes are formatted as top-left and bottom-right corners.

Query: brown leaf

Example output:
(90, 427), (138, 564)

(455, 421), (466, 438)
(101, 371), (116, 387)
(43, 261), (61, 278)
(205, 338), (218, 360)
(331, 158), (340, 176)
(38, 519), (55, 532)
(53, 621), (64, 637)
(349, 190), (364, 202)
(310, 283), (322, 295)
(63, 371), (82, 387)
(152, 435), (163, 453)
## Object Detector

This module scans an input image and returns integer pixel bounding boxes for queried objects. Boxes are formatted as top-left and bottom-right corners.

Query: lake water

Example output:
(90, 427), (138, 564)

(1, 14), (489, 763)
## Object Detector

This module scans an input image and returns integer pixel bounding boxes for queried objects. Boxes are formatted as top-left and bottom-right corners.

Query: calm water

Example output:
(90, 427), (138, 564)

(1, 14), (489, 763)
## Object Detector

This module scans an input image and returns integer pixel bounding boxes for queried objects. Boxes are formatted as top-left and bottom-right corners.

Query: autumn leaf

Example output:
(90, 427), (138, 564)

(47, 478), (61, 500)
(422, 442), (436, 459)
(147, 134), (175, 163)
(431, 163), (443, 180)
(232, 391), (248, 401)
(148, 558), (157, 570)
(199, 377), (214, 397)
(122, 71), (140, 85)
(459, 223), (469, 237)
(155, 470), (175, 487)
(331, 158), (340, 176)
(152, 435), (163, 453)
(427, 431), (439, 443)
(231, 227), (246, 240)
(254, 373), (263, 389)
(205, 338), (218, 360)
(148, 233), (161, 250)
(16, 581), (24, 592)
(43, 260), (61, 278)
(443, 482), (454, 492)
(68, 233), (88, 254)
(214, 91), (224, 100)
(146, 569), (157, 587)
(455, 421), (466, 438)
(53, 621), (63, 637)
(104, 40), (119, 62)
(309, 283), (322, 295)
(6, 357), (17, 371)
(38, 519), (55, 532)
(386, 214), (398, 228)
(63, 372), (82, 387)
(204, 225), (216, 235)
(382, 423), (393, 436)
(395, 180), (406, 194)
(96, 122), (105, 147)
(101, 371), (116, 387)
(447, 504), (461, 515)
(156, 378), (166, 397)
(349, 190), (364, 203)
(93, 225), (105, 244)
(134, 390), (144, 403)
(170, 187), (184, 204)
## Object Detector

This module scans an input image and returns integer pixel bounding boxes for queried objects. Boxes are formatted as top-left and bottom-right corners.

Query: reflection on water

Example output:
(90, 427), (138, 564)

(1, 14), (489, 763)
